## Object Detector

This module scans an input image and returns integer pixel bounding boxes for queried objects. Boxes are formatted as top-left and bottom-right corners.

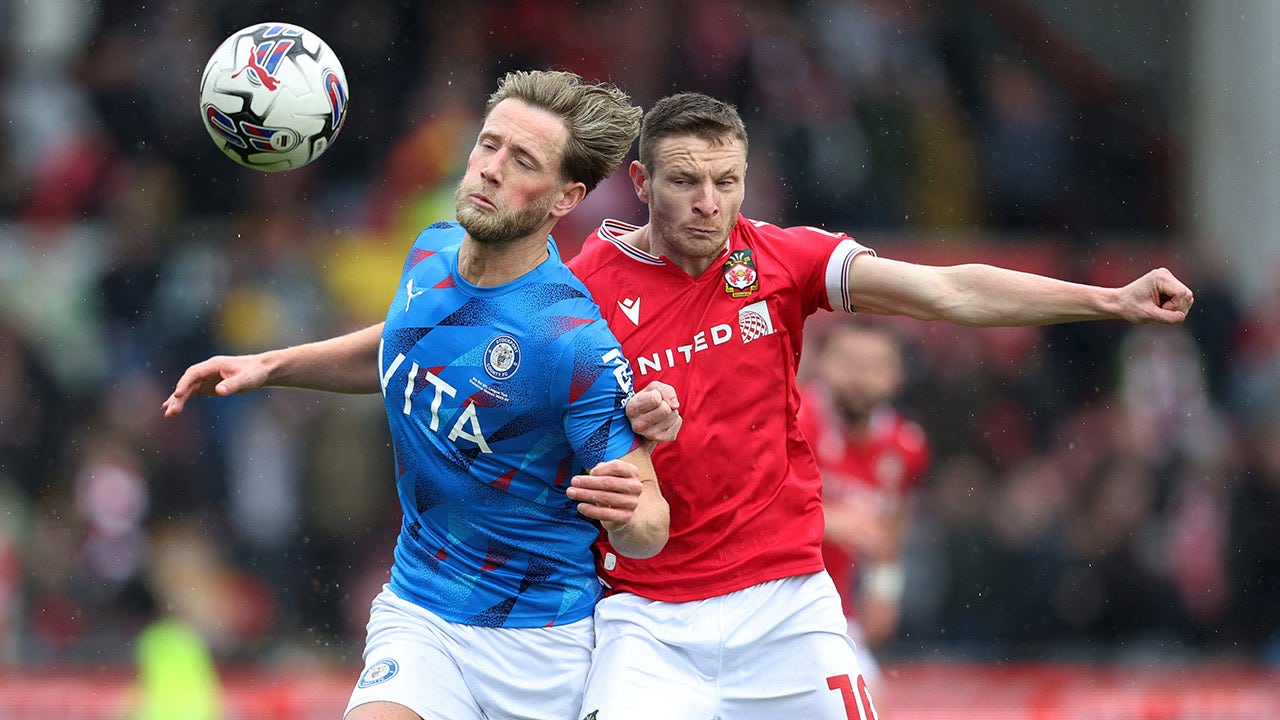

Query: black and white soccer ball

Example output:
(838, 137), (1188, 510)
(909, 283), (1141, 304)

(199, 22), (349, 172)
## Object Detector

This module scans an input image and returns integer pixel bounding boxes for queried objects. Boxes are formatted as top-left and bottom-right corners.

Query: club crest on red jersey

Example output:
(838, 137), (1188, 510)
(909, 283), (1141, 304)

(723, 249), (759, 297)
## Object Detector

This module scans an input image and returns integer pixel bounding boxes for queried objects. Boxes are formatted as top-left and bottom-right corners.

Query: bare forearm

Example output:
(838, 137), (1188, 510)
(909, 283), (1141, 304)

(931, 264), (1118, 326)
(264, 323), (383, 393)
(849, 256), (1190, 327)
(605, 479), (669, 559)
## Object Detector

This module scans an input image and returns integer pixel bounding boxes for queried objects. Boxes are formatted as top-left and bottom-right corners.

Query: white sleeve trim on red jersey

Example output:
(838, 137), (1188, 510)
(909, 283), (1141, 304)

(825, 238), (875, 313)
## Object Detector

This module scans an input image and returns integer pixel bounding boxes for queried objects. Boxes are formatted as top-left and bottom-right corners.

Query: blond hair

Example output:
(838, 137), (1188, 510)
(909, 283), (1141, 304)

(486, 70), (641, 192)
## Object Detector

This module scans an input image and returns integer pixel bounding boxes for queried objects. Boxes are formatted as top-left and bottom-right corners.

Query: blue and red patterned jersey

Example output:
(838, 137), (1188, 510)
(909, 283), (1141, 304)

(381, 222), (640, 628)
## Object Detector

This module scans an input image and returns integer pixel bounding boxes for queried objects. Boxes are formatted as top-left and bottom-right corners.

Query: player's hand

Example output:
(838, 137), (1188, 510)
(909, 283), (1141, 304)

(1118, 268), (1194, 324)
(162, 354), (269, 418)
(626, 381), (682, 445)
(567, 459), (644, 530)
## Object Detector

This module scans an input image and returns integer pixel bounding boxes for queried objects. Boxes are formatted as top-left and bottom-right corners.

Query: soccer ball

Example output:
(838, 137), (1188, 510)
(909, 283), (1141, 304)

(199, 23), (349, 172)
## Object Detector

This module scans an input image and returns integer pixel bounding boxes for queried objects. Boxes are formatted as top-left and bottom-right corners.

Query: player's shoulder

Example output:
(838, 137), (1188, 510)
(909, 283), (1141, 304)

(735, 216), (865, 270)
(737, 216), (852, 245)
(568, 219), (646, 278)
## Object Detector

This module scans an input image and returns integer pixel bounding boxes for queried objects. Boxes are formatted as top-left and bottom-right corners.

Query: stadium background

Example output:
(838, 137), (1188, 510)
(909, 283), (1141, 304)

(1, 0), (1278, 717)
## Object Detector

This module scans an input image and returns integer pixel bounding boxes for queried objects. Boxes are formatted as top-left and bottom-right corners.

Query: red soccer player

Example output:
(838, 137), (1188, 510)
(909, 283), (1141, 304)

(797, 320), (929, 688)
(569, 91), (1192, 720)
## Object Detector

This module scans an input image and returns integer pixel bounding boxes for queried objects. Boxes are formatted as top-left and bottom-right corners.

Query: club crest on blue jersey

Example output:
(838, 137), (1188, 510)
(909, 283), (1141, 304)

(484, 335), (522, 380)
(357, 658), (399, 688)
(723, 249), (759, 297)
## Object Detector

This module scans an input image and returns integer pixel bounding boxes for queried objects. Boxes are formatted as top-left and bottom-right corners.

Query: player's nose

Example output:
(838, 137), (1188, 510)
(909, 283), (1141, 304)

(692, 180), (718, 215)
(479, 150), (507, 184)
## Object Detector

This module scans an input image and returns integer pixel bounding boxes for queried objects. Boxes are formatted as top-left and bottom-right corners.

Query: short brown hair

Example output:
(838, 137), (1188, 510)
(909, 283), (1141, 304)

(638, 92), (749, 170)
(486, 70), (642, 192)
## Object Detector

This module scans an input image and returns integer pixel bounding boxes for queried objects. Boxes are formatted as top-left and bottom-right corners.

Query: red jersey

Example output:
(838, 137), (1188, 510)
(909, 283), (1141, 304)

(567, 215), (871, 601)
(795, 389), (930, 617)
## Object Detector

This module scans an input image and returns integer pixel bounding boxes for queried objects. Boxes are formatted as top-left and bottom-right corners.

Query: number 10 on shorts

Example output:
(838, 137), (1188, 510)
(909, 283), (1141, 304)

(828, 674), (878, 720)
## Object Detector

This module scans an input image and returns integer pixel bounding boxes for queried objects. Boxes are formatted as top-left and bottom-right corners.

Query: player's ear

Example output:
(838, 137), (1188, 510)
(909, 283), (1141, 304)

(629, 160), (649, 203)
(552, 181), (587, 218)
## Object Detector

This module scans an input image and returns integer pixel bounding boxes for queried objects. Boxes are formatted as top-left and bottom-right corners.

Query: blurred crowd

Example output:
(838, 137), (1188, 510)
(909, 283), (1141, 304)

(0, 0), (1276, 670)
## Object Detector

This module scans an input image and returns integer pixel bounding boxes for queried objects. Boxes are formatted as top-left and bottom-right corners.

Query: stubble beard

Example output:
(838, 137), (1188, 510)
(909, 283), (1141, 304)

(653, 214), (730, 268)
(455, 181), (557, 247)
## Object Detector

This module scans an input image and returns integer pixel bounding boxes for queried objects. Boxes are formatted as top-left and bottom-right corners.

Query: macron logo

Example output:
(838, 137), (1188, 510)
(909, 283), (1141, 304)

(618, 297), (641, 326)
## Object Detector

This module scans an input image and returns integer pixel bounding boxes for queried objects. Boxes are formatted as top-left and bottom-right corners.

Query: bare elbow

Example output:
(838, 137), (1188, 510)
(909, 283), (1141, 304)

(612, 499), (670, 559)
(620, 534), (668, 560)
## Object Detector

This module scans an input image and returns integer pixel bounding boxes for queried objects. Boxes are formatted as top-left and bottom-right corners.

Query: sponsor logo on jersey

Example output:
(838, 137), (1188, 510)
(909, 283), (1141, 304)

(357, 657), (399, 688)
(484, 335), (521, 380)
(581, 712), (599, 720)
(631, 300), (777, 375)
(381, 339), (496, 455)
(618, 296), (641, 325)
(738, 300), (776, 343)
(722, 249), (759, 297)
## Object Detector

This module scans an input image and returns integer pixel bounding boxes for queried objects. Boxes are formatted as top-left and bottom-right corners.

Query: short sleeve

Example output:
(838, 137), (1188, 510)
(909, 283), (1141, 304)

(558, 319), (640, 470)
(824, 238), (877, 314)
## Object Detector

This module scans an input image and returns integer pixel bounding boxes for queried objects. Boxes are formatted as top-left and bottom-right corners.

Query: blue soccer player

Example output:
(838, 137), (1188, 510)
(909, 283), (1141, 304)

(163, 70), (673, 720)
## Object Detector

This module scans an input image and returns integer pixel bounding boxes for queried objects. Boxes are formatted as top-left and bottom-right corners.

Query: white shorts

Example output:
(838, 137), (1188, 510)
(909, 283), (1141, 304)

(579, 571), (879, 720)
(345, 586), (595, 720)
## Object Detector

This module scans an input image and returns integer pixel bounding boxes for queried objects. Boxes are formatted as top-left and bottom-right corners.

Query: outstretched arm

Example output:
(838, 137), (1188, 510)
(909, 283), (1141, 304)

(162, 322), (385, 418)
(847, 254), (1193, 327)
(567, 446), (669, 559)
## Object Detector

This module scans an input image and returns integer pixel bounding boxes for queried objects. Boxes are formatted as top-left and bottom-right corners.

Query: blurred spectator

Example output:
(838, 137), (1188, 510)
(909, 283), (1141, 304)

(797, 320), (930, 689)
(975, 56), (1070, 230)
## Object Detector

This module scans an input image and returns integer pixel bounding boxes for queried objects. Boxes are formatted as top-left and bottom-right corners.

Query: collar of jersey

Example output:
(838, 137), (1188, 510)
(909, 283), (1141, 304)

(598, 218), (734, 271)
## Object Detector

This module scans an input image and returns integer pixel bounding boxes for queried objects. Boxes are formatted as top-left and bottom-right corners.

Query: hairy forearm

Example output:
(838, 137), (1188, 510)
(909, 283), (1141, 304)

(263, 323), (383, 393)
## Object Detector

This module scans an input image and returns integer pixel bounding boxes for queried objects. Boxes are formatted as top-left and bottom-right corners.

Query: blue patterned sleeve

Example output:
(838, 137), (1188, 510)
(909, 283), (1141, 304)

(558, 319), (641, 470)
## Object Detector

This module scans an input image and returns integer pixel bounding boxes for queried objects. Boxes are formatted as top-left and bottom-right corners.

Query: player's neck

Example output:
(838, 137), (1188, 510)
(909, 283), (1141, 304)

(458, 235), (549, 287)
(632, 225), (723, 278)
